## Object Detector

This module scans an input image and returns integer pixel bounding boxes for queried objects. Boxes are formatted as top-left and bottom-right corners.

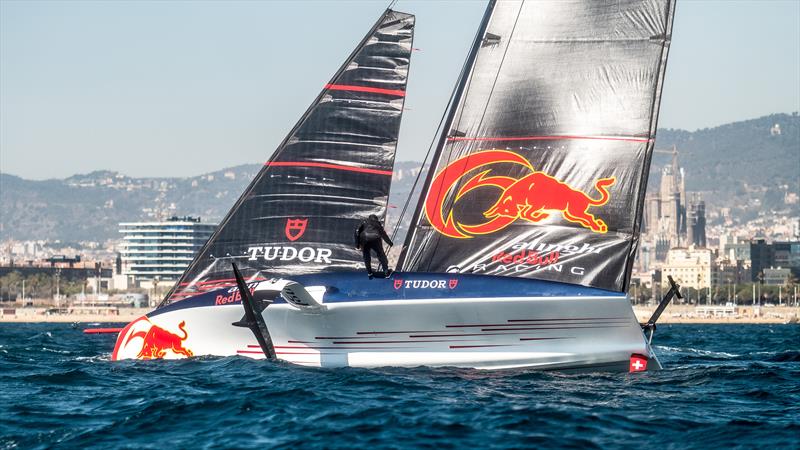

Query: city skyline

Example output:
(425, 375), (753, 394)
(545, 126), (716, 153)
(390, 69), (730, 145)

(1, 0), (799, 180)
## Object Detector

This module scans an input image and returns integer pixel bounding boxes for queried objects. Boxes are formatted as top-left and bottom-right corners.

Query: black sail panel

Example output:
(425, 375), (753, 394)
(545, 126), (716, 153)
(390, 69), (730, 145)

(400, 0), (674, 292)
(163, 10), (414, 304)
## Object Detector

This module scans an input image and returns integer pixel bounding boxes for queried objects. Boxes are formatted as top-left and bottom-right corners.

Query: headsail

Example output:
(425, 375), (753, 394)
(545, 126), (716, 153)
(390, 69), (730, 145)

(163, 10), (415, 304)
(399, 0), (675, 292)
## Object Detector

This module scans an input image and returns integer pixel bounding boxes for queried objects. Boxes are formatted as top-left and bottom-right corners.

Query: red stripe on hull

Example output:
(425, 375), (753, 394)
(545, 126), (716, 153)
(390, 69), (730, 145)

(409, 333), (571, 339)
(330, 339), (473, 344)
(481, 325), (628, 331)
(83, 328), (124, 334)
(356, 330), (437, 335)
(274, 345), (414, 350)
(447, 321), (627, 328)
(449, 344), (512, 349)
(519, 337), (573, 341)
(507, 317), (627, 322)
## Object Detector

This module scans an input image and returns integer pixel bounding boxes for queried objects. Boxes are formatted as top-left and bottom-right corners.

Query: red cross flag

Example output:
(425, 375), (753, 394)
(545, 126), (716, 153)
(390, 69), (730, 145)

(629, 354), (648, 373)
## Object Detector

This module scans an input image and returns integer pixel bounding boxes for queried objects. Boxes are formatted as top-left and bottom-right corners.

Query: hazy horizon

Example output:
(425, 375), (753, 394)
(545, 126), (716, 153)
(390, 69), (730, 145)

(2, 0), (799, 180)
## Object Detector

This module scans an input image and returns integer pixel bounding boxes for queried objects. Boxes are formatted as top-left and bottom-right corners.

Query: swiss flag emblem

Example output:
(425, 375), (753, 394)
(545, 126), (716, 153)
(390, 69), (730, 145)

(629, 354), (648, 373)
(448, 279), (458, 289)
(394, 279), (403, 290)
(285, 218), (308, 242)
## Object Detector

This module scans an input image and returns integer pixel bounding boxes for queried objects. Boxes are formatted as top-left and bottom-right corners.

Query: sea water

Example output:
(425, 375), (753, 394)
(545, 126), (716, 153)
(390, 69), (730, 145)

(1, 323), (797, 449)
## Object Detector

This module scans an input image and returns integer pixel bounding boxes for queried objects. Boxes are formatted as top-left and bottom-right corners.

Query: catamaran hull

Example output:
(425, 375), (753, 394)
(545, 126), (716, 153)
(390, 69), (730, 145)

(112, 274), (657, 371)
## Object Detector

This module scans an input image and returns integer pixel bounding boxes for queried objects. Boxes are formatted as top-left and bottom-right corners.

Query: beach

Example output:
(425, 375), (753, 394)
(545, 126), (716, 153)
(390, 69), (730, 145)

(633, 304), (799, 324)
(0, 307), (150, 323)
(1, 304), (797, 324)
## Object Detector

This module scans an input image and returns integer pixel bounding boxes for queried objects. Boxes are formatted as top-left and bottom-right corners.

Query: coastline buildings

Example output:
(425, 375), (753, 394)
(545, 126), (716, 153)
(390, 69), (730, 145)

(0, 256), (114, 301)
(640, 148), (703, 268)
(0, 217), (216, 303)
(661, 246), (715, 290)
(641, 147), (709, 265)
(750, 239), (800, 284)
(687, 194), (707, 247)
(644, 148), (686, 252)
(118, 216), (216, 290)
(634, 148), (799, 302)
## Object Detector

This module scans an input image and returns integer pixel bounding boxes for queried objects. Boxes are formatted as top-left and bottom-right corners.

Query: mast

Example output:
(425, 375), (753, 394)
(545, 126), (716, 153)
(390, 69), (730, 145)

(625, 0), (676, 291)
(397, 0), (497, 269)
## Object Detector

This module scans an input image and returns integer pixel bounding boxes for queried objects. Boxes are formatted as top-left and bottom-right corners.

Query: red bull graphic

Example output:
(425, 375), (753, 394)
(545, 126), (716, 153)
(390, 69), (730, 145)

(285, 218), (308, 241)
(425, 150), (615, 239)
(112, 316), (193, 360)
(491, 249), (560, 267)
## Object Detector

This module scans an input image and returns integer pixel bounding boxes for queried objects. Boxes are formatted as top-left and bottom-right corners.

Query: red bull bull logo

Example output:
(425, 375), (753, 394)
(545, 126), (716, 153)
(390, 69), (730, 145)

(114, 317), (193, 360)
(425, 150), (615, 238)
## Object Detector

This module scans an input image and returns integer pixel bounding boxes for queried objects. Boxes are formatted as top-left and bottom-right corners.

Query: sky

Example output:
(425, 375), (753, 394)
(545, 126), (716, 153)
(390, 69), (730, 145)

(1, 0), (798, 180)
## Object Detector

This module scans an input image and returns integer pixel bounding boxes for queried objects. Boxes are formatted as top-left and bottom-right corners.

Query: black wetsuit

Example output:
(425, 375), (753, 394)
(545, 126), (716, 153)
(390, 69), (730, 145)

(354, 217), (393, 275)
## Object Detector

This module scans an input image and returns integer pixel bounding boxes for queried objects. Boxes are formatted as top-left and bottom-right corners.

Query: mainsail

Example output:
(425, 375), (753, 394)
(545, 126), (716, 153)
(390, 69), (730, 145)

(164, 9), (415, 304)
(399, 0), (675, 292)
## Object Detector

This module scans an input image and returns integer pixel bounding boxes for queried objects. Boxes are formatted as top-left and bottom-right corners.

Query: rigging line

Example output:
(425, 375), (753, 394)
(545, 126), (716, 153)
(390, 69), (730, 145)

(417, 1), (504, 271)
(381, 5), (413, 239)
(389, 99), (448, 242)
(396, 0), (497, 271)
(389, 3), (489, 244)
(624, 0), (675, 293)
(426, 0), (525, 270)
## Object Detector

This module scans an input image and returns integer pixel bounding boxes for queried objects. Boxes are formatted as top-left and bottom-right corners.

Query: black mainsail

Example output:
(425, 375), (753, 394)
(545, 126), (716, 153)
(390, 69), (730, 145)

(399, 0), (675, 292)
(164, 9), (415, 304)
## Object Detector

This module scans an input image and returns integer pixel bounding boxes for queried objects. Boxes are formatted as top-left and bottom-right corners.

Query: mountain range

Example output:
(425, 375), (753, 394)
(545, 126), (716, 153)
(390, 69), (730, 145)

(1, 113), (797, 243)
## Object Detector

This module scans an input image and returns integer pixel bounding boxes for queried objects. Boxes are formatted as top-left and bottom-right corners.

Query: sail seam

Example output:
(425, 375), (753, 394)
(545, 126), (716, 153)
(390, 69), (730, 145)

(325, 83), (405, 97)
(446, 135), (652, 143)
(265, 161), (393, 176)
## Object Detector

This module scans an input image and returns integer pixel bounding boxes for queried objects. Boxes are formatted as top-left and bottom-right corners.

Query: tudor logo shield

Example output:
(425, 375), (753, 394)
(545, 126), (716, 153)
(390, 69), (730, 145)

(394, 279), (403, 290)
(449, 279), (458, 289)
(285, 218), (308, 241)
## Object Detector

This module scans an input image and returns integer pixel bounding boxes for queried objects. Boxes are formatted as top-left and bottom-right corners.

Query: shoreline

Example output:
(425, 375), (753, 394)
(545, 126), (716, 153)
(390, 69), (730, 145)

(0, 306), (797, 324)
(633, 305), (799, 324)
(0, 308), (149, 324)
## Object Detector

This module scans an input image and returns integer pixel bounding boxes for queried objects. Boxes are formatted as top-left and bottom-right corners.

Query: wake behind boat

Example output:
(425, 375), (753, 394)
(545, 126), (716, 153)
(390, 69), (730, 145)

(112, 0), (677, 372)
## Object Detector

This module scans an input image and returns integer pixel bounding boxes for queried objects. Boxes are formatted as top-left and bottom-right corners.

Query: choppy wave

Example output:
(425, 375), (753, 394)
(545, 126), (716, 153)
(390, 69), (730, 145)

(0, 323), (798, 449)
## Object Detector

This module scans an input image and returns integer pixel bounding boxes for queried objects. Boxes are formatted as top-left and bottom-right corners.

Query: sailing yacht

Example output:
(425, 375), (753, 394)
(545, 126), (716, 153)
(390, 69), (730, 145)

(113, 0), (677, 372)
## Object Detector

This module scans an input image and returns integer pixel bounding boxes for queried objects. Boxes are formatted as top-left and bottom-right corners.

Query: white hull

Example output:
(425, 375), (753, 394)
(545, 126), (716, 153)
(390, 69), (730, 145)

(113, 289), (657, 371)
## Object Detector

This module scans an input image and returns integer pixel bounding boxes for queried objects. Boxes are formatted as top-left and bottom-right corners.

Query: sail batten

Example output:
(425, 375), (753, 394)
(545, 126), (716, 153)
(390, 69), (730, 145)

(161, 9), (414, 305)
(399, 0), (674, 293)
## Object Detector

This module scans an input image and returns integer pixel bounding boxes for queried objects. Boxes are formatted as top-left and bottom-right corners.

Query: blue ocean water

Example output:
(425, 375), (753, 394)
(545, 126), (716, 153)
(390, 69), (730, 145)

(0, 324), (797, 449)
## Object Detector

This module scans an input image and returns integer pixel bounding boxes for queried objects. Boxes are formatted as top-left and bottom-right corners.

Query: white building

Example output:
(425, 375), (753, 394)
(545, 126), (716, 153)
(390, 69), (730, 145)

(662, 246), (716, 289)
(119, 217), (215, 287)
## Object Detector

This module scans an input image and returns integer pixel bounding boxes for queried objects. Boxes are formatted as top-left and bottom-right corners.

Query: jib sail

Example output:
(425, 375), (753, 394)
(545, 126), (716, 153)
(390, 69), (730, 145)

(163, 9), (415, 304)
(399, 0), (674, 292)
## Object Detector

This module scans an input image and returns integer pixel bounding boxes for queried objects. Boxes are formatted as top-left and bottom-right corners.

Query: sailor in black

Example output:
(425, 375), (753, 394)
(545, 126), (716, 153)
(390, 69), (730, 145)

(355, 214), (393, 278)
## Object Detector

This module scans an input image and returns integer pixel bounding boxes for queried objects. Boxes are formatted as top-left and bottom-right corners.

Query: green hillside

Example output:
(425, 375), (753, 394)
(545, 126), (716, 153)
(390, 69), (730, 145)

(1, 114), (797, 243)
